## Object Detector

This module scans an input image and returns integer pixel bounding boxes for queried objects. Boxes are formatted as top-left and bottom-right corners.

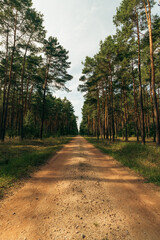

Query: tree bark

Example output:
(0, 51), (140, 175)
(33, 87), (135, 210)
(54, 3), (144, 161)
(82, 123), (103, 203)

(28, 85), (33, 110)
(109, 61), (115, 141)
(40, 61), (50, 139)
(149, 74), (156, 142)
(20, 34), (32, 140)
(24, 79), (30, 115)
(135, 10), (145, 144)
(1, 11), (17, 142)
(105, 91), (109, 141)
(143, 0), (160, 145)
(132, 62), (139, 141)
(96, 86), (100, 140)
(0, 29), (9, 139)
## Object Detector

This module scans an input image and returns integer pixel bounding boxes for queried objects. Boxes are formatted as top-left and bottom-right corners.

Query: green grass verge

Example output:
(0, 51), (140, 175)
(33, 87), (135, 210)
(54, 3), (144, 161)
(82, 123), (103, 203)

(0, 137), (72, 199)
(86, 137), (160, 186)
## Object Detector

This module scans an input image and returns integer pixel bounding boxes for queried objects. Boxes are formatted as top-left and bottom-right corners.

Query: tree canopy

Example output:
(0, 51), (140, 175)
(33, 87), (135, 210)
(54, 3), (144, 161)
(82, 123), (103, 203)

(79, 0), (160, 145)
(0, 0), (78, 140)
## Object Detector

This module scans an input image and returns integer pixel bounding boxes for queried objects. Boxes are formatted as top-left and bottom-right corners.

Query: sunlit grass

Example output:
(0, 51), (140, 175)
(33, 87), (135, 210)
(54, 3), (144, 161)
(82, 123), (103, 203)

(0, 137), (72, 199)
(86, 137), (160, 186)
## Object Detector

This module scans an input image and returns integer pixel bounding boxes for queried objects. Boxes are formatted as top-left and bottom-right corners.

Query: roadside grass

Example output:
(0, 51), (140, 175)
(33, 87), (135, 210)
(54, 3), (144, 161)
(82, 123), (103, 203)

(86, 137), (160, 186)
(0, 137), (72, 199)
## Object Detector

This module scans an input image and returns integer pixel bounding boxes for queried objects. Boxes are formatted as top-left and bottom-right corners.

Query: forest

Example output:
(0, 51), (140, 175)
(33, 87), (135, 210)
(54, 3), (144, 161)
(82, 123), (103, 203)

(1, 1), (160, 238)
(0, 0), (78, 141)
(79, 0), (160, 145)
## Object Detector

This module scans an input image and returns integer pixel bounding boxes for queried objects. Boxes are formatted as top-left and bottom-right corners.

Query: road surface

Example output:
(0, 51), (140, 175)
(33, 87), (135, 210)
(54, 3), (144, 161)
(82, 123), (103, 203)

(0, 136), (160, 240)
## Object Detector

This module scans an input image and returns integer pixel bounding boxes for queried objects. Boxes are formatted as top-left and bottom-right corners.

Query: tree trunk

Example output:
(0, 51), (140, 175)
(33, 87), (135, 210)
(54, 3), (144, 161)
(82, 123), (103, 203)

(96, 86), (100, 140)
(149, 75), (156, 142)
(0, 30), (9, 139)
(109, 62), (114, 141)
(1, 11), (17, 141)
(40, 62), (50, 139)
(20, 34), (32, 140)
(135, 10), (145, 144)
(105, 91), (109, 141)
(143, 0), (160, 145)
(132, 63), (139, 142)
(10, 78), (16, 137)
(124, 90), (128, 142)
(24, 79), (30, 114)
(20, 50), (27, 140)
(122, 78), (128, 142)
(146, 89), (150, 138)
(28, 85), (33, 110)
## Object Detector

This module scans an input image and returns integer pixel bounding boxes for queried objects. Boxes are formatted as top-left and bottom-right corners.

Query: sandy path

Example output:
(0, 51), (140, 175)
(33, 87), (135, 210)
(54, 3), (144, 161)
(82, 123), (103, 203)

(0, 136), (160, 240)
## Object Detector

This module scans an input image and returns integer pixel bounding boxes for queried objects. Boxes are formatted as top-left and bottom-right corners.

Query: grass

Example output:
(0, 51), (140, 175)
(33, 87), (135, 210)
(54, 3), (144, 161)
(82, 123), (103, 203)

(0, 137), (72, 199)
(86, 137), (160, 186)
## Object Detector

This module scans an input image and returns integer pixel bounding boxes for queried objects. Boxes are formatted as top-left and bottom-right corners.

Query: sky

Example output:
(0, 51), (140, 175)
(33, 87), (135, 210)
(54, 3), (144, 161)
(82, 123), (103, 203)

(32, 0), (159, 128)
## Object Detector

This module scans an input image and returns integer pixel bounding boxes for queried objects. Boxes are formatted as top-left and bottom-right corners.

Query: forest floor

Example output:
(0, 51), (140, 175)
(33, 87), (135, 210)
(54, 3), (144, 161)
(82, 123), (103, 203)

(0, 136), (160, 240)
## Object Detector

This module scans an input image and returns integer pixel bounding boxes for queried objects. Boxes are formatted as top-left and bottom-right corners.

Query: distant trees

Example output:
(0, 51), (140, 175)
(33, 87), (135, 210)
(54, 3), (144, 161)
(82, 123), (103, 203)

(0, 0), (77, 140)
(23, 96), (78, 138)
(79, 0), (160, 145)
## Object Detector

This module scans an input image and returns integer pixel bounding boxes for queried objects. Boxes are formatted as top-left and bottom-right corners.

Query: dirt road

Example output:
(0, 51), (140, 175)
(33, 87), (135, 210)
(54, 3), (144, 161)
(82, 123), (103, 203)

(0, 136), (160, 240)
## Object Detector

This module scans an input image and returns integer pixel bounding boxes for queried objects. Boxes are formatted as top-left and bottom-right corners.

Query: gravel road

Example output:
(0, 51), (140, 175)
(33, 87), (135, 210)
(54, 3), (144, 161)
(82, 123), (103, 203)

(0, 136), (160, 240)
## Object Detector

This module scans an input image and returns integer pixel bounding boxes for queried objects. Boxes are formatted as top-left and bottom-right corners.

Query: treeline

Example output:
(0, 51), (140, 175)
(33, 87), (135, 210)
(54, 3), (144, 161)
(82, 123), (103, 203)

(10, 96), (78, 138)
(0, 0), (78, 140)
(79, 0), (160, 145)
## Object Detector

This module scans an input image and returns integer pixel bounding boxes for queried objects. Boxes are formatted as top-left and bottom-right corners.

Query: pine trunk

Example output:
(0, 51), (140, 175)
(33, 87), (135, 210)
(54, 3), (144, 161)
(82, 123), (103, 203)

(0, 30), (9, 139)
(132, 63), (139, 142)
(96, 86), (100, 140)
(1, 11), (17, 141)
(143, 0), (160, 145)
(135, 10), (145, 144)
